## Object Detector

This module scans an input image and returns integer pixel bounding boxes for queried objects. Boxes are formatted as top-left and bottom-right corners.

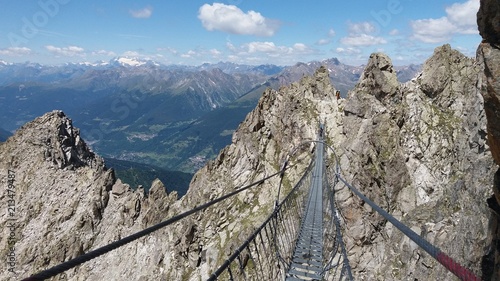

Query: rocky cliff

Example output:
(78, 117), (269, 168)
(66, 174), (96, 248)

(0, 66), (341, 280)
(477, 0), (500, 279)
(2, 9), (500, 278)
(1, 42), (497, 280)
(337, 44), (494, 280)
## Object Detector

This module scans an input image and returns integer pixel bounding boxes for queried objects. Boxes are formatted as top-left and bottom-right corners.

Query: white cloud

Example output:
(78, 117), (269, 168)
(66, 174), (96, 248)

(123, 51), (141, 57)
(129, 6), (153, 19)
(181, 50), (197, 58)
(210, 49), (222, 56)
(293, 43), (312, 53)
(246, 42), (282, 53)
(411, 17), (456, 43)
(340, 22), (387, 47)
(46, 45), (85, 57)
(335, 47), (361, 55)
(240, 41), (312, 56)
(226, 42), (237, 52)
(411, 0), (479, 43)
(92, 49), (116, 56)
(446, 0), (479, 30)
(340, 34), (387, 46)
(198, 3), (280, 37)
(0, 47), (32, 56)
(316, 39), (331, 45)
(348, 22), (376, 34)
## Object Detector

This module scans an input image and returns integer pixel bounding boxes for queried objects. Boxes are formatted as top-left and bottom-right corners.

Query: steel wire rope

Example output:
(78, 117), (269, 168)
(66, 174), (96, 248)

(305, 136), (479, 280)
(322, 166), (341, 275)
(337, 175), (480, 281)
(299, 137), (353, 280)
(244, 244), (259, 280)
(22, 169), (287, 281)
(251, 238), (265, 279)
(209, 158), (315, 280)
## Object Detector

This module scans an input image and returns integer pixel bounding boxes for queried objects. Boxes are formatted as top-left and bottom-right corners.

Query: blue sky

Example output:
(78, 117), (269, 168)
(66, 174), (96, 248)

(0, 0), (481, 66)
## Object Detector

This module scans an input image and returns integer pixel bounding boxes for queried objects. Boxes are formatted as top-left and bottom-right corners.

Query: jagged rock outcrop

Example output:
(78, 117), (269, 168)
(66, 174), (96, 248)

(0, 67), (343, 280)
(337, 44), (495, 280)
(0, 111), (178, 280)
(477, 0), (500, 279)
(0, 46), (496, 281)
(477, 0), (500, 167)
(175, 65), (343, 279)
(478, 0), (500, 44)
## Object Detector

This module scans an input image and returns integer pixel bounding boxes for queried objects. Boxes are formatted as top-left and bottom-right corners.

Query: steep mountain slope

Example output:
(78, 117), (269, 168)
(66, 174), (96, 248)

(336, 45), (494, 279)
(0, 58), (420, 174)
(476, 0), (500, 278)
(0, 42), (495, 281)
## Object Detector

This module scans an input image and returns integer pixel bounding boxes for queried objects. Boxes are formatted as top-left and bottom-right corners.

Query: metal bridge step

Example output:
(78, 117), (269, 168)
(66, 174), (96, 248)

(285, 276), (309, 281)
(294, 245), (322, 253)
(293, 250), (322, 258)
(287, 268), (322, 281)
(290, 262), (322, 272)
(292, 258), (322, 267)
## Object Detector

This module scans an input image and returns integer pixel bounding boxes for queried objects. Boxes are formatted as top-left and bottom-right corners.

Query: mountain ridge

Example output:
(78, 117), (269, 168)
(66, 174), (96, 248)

(0, 56), (421, 173)
(0, 42), (497, 280)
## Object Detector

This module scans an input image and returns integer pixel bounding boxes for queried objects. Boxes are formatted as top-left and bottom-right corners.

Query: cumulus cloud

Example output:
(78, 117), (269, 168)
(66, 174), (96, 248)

(181, 50), (198, 58)
(45, 45), (85, 57)
(123, 51), (141, 57)
(246, 42), (282, 54)
(411, 0), (479, 43)
(210, 49), (222, 56)
(129, 6), (153, 19)
(348, 22), (376, 34)
(240, 41), (312, 56)
(92, 49), (116, 56)
(446, 0), (479, 30)
(0, 47), (32, 56)
(340, 22), (387, 46)
(293, 43), (309, 52)
(335, 47), (362, 55)
(198, 3), (280, 37)
(341, 33), (387, 46)
(316, 39), (331, 45)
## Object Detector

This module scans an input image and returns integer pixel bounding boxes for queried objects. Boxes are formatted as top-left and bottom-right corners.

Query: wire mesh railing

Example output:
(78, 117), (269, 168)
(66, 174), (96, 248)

(208, 158), (314, 281)
(322, 153), (353, 281)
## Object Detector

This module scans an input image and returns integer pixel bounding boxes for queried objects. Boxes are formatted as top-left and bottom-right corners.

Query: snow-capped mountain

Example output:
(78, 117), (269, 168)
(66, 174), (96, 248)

(110, 57), (161, 67)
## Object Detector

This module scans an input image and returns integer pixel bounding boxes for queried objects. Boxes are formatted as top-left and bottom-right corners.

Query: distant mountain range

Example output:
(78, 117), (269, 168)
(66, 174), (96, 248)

(0, 56), (421, 175)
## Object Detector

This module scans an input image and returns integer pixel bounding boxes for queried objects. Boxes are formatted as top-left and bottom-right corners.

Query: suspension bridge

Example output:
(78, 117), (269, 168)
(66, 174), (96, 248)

(22, 124), (481, 281)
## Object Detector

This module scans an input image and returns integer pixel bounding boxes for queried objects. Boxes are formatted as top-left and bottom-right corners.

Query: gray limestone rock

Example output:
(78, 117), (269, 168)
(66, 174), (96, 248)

(478, 0), (500, 44)
(0, 44), (497, 281)
(355, 52), (399, 101)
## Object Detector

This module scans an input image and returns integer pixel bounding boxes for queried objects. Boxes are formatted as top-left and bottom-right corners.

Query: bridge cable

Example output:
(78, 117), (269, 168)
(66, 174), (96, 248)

(337, 175), (480, 281)
(22, 169), (287, 281)
(209, 158), (314, 280)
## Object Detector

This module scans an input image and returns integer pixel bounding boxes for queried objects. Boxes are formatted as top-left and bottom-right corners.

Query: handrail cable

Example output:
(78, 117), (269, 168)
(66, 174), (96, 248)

(337, 175), (480, 281)
(209, 158), (315, 280)
(22, 168), (288, 281)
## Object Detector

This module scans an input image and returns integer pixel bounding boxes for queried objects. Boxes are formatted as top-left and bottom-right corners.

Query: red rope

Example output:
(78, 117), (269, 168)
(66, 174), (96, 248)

(436, 251), (480, 281)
